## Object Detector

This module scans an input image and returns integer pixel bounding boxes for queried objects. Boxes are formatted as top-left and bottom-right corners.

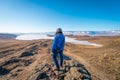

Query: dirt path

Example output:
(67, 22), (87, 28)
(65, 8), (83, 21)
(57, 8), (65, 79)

(65, 52), (109, 80)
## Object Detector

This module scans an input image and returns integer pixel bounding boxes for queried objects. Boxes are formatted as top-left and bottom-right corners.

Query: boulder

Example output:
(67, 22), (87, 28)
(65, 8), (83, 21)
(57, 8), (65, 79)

(20, 52), (33, 57)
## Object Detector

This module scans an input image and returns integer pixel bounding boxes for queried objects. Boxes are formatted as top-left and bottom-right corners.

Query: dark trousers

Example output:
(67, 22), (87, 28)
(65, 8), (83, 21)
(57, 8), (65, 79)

(52, 50), (63, 69)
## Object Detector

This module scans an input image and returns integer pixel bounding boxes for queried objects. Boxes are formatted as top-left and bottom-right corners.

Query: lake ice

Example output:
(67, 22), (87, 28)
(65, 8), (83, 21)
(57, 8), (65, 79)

(16, 34), (102, 47)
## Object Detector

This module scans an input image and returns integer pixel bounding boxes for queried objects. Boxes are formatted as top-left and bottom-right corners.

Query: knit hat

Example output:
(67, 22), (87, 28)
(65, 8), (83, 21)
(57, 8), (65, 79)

(56, 28), (62, 33)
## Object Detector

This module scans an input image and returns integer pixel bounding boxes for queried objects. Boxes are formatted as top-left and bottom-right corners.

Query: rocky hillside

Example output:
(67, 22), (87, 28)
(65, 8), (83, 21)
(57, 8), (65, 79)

(27, 55), (91, 80)
(1, 36), (119, 80)
(0, 39), (91, 80)
(68, 36), (120, 80)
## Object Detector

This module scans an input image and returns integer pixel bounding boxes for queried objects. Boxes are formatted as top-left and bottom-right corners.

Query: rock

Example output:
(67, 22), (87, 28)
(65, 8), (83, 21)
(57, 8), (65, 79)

(27, 56), (91, 80)
(2, 58), (20, 66)
(16, 69), (23, 72)
(43, 44), (48, 47)
(11, 73), (18, 77)
(24, 59), (33, 66)
(0, 66), (10, 75)
(36, 72), (48, 80)
(65, 67), (82, 80)
(20, 52), (33, 57)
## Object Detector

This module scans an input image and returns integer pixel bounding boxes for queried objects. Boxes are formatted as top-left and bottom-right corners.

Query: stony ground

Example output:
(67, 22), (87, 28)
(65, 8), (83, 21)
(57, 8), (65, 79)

(27, 55), (91, 80)
(0, 39), (91, 80)
(0, 36), (120, 80)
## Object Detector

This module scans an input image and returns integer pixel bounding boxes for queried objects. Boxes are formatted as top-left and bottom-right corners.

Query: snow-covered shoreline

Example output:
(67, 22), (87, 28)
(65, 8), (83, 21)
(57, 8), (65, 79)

(16, 34), (102, 47)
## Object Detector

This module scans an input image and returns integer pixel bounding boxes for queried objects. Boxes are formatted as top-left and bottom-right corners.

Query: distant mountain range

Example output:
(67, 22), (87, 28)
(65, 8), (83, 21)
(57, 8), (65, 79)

(0, 30), (120, 39)
(62, 30), (120, 36)
(0, 33), (17, 39)
(47, 30), (120, 36)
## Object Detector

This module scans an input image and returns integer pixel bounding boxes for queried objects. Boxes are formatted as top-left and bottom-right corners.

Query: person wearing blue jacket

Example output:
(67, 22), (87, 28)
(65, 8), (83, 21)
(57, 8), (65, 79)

(52, 28), (65, 70)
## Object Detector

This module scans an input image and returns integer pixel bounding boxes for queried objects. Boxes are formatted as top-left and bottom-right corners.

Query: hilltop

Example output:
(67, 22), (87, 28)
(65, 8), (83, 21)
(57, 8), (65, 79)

(0, 36), (120, 80)
(0, 39), (91, 80)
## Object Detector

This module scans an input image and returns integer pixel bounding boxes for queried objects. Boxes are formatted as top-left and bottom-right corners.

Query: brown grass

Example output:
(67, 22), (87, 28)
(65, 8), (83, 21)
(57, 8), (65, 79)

(0, 36), (120, 80)
(65, 36), (120, 80)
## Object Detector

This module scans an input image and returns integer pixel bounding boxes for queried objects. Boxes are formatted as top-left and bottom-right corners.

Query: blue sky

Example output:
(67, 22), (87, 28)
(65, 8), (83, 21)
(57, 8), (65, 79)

(0, 0), (120, 33)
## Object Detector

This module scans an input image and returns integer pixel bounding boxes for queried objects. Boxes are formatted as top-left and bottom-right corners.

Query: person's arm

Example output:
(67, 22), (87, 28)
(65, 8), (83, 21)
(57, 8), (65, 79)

(61, 36), (65, 51)
(52, 36), (57, 52)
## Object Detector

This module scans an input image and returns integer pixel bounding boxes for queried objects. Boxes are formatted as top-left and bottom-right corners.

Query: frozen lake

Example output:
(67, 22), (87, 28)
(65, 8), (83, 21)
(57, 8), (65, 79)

(16, 34), (102, 47)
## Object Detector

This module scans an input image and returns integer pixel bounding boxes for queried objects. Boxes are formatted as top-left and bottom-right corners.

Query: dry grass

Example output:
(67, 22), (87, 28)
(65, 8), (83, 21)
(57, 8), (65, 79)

(0, 36), (120, 80)
(65, 36), (120, 80)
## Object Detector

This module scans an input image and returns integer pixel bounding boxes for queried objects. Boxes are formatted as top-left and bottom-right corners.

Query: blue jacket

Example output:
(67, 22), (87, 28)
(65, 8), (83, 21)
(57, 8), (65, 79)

(52, 34), (65, 52)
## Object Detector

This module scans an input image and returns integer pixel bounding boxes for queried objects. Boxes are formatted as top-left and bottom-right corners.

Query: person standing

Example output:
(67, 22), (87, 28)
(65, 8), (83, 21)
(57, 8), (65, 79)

(51, 28), (65, 70)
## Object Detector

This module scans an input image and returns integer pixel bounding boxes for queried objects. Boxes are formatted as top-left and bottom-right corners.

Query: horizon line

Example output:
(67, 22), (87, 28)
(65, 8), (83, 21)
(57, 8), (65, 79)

(0, 30), (120, 34)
